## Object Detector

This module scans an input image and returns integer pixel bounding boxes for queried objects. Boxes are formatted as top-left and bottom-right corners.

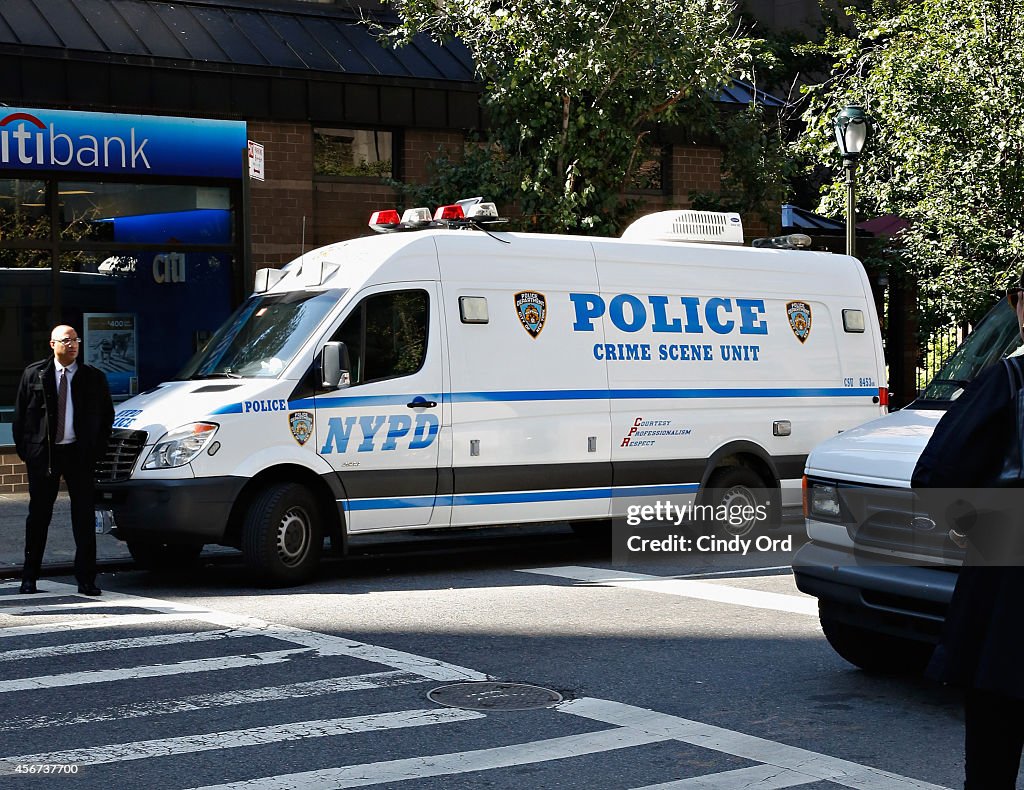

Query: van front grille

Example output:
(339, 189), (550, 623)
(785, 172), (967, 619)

(96, 429), (148, 483)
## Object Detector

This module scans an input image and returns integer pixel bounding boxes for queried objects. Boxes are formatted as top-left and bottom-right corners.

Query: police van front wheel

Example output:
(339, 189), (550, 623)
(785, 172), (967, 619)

(242, 482), (323, 586)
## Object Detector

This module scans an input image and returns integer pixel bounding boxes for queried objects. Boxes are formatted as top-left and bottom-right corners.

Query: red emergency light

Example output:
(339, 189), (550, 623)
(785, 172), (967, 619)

(433, 204), (465, 221)
(368, 209), (401, 231)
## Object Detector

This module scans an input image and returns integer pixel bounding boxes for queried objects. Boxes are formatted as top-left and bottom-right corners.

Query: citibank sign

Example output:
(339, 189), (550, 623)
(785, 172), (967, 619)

(0, 108), (246, 179)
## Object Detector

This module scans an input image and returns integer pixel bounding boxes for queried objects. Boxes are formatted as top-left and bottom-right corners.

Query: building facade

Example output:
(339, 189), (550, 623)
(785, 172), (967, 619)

(0, 0), (777, 489)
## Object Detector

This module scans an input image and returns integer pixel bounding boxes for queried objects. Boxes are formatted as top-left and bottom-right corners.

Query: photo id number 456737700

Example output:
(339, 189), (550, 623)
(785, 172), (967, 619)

(14, 764), (80, 774)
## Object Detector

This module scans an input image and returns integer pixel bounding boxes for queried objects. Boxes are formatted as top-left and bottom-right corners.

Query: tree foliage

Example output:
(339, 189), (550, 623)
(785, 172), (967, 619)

(379, 0), (768, 234)
(795, 0), (1024, 326)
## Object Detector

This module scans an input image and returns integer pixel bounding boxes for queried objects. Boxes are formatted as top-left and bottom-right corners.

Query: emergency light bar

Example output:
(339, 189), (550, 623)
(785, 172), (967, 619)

(368, 200), (506, 233)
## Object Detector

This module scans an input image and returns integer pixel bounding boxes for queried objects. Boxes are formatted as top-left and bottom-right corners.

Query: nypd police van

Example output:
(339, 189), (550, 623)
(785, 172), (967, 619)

(94, 204), (887, 585)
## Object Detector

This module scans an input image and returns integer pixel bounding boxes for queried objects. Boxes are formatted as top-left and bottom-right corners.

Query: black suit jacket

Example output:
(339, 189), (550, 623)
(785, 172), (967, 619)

(13, 357), (115, 469)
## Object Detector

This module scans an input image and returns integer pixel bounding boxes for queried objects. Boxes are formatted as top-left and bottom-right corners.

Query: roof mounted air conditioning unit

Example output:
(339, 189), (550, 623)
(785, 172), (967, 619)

(621, 210), (744, 245)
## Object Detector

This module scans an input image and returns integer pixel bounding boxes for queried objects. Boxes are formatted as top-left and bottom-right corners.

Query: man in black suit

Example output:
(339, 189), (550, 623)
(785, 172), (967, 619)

(13, 325), (115, 596)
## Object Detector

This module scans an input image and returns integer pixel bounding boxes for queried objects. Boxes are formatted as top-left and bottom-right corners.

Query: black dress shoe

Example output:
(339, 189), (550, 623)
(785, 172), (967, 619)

(77, 582), (102, 596)
(19, 579), (38, 594)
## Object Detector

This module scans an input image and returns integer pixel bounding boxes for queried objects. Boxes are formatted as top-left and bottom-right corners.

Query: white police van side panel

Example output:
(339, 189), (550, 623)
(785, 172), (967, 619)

(590, 243), (886, 512)
(435, 233), (613, 527)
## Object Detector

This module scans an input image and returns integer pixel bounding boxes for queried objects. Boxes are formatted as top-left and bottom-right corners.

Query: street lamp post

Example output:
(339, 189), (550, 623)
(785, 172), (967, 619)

(833, 105), (869, 258)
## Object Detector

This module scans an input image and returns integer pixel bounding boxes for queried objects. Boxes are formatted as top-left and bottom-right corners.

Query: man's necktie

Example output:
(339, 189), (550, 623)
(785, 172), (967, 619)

(55, 369), (67, 443)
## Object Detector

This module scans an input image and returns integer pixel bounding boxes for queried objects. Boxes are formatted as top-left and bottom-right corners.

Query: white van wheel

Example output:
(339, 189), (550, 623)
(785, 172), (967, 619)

(242, 482), (322, 586)
(704, 467), (768, 538)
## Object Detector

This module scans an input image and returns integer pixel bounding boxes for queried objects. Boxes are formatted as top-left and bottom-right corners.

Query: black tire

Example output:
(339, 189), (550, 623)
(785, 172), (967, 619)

(820, 614), (935, 674)
(703, 466), (770, 538)
(127, 540), (203, 572)
(242, 482), (323, 586)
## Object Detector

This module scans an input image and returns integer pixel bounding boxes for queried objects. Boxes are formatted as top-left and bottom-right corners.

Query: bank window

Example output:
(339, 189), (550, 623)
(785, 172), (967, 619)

(314, 128), (393, 178)
(334, 290), (428, 385)
(0, 179), (49, 243)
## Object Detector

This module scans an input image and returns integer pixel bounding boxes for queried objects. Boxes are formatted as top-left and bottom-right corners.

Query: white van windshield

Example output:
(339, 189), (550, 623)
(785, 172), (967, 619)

(177, 289), (345, 379)
(916, 299), (1023, 403)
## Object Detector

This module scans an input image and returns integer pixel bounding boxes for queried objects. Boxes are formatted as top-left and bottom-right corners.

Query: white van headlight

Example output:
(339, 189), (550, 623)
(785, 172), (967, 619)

(143, 422), (219, 469)
(809, 483), (842, 520)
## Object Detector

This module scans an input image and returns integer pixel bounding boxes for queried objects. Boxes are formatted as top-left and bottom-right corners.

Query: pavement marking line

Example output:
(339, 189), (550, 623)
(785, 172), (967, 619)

(0, 627), (260, 661)
(519, 566), (818, 616)
(0, 590), (89, 603)
(0, 669), (429, 733)
(5, 580), (488, 682)
(0, 648), (314, 693)
(629, 764), (821, 789)
(181, 728), (670, 790)
(0, 612), (199, 639)
(0, 599), (135, 616)
(558, 698), (952, 790)
(0, 707), (485, 767)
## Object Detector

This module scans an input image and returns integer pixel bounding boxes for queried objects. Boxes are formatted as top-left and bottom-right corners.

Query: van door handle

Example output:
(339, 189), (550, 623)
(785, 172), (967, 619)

(407, 397), (437, 408)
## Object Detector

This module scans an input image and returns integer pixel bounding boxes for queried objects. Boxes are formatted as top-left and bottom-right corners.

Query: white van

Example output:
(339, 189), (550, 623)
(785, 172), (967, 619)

(794, 298), (1023, 672)
(94, 205), (887, 585)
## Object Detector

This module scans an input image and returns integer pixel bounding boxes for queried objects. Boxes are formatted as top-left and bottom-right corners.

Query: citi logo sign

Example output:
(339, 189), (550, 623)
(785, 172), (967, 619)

(0, 112), (151, 170)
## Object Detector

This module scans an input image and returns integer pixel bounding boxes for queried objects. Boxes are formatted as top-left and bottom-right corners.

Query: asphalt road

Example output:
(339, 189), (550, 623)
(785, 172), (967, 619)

(0, 525), (968, 789)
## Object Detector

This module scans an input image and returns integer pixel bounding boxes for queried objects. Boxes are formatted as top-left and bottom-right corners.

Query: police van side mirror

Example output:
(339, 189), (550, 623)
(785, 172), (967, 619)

(321, 341), (351, 390)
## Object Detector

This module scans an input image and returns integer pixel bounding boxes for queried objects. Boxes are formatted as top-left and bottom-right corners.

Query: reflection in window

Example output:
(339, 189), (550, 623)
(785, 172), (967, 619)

(314, 128), (393, 178)
(59, 183), (231, 241)
(0, 179), (49, 246)
(335, 290), (428, 384)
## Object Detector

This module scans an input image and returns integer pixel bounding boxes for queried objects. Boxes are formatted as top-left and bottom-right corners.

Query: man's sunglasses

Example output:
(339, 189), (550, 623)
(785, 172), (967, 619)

(1009, 288), (1024, 309)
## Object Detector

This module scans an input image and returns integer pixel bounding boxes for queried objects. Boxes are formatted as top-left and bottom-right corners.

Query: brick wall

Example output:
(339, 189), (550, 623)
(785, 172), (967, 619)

(247, 121), (315, 270)
(1, 451), (27, 494)
(403, 130), (465, 185)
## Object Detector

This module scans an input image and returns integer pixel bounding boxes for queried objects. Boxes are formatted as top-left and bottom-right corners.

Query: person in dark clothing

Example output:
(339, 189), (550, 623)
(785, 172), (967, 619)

(912, 283), (1024, 789)
(13, 325), (114, 596)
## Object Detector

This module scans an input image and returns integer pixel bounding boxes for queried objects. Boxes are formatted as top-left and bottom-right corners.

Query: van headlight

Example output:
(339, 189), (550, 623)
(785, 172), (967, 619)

(809, 482), (842, 520)
(142, 422), (219, 469)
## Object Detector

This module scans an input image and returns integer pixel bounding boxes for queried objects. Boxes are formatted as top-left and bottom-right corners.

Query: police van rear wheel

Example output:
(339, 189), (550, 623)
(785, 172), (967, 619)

(704, 467), (768, 539)
(242, 482), (322, 586)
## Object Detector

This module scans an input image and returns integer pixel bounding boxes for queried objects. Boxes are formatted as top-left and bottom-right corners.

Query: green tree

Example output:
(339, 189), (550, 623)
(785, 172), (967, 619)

(379, 0), (771, 234)
(795, 0), (1024, 326)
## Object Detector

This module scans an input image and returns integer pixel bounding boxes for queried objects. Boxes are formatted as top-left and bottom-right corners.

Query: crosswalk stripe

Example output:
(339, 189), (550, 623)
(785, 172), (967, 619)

(0, 599), (131, 616)
(0, 708), (485, 767)
(0, 612), (199, 638)
(558, 698), (950, 790)
(0, 670), (428, 733)
(519, 566), (818, 615)
(2, 581), (488, 682)
(629, 764), (821, 789)
(182, 727), (669, 790)
(0, 648), (312, 693)
(0, 590), (87, 603)
(0, 627), (256, 661)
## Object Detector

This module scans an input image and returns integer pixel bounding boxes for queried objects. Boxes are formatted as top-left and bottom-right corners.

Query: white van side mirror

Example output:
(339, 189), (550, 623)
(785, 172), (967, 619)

(321, 341), (351, 390)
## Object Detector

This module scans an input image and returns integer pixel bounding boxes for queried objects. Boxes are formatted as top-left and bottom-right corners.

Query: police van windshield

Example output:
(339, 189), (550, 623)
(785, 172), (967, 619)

(178, 289), (345, 380)
(915, 298), (1023, 404)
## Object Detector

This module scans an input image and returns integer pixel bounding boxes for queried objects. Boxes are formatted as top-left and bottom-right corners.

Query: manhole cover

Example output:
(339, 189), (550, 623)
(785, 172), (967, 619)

(428, 682), (563, 711)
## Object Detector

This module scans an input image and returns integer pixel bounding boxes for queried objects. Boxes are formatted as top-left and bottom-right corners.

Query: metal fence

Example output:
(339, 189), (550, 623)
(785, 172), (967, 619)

(915, 323), (963, 392)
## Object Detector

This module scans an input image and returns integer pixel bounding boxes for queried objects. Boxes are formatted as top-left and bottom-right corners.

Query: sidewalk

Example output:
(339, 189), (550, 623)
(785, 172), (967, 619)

(0, 491), (239, 578)
(0, 491), (134, 577)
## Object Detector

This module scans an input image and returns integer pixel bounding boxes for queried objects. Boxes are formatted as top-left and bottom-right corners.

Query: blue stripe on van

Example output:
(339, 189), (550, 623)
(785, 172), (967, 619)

(342, 483), (700, 512)
(286, 387), (876, 413)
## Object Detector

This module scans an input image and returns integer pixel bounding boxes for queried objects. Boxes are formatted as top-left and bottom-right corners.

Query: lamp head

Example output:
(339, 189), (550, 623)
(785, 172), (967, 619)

(834, 105), (869, 160)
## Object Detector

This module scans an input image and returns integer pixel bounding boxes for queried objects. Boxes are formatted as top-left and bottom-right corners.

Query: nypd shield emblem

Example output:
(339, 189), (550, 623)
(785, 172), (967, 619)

(786, 301), (812, 343)
(515, 291), (547, 338)
(289, 411), (314, 446)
